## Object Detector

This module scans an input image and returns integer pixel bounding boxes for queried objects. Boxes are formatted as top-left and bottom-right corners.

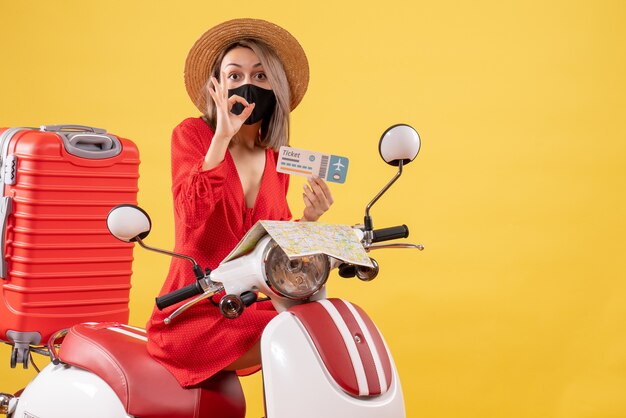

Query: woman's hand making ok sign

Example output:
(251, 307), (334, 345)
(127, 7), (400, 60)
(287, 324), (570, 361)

(207, 75), (256, 143)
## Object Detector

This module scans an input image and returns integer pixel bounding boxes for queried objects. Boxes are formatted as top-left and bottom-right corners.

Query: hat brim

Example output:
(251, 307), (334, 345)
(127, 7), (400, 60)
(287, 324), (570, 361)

(184, 18), (309, 114)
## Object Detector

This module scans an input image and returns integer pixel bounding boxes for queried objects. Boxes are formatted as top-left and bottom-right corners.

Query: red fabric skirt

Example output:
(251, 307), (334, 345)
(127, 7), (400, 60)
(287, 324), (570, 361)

(147, 285), (276, 387)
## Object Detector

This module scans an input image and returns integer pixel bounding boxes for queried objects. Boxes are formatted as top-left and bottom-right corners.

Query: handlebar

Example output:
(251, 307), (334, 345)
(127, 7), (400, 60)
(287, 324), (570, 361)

(156, 281), (204, 310)
(371, 225), (409, 243)
(155, 225), (410, 312)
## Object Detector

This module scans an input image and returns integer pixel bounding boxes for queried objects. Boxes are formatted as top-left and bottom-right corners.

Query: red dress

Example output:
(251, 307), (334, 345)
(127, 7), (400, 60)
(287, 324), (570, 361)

(146, 117), (292, 387)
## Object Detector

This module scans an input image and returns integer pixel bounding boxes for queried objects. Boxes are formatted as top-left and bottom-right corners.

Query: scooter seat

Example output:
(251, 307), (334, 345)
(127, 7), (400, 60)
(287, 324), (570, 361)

(58, 322), (245, 418)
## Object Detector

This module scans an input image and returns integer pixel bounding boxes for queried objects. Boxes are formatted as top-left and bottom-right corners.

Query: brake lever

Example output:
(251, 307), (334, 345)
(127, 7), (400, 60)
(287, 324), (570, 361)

(366, 243), (424, 251)
(164, 283), (224, 325)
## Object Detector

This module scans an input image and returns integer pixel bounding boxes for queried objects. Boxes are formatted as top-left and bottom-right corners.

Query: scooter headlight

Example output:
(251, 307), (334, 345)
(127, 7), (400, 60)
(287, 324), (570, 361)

(263, 240), (329, 300)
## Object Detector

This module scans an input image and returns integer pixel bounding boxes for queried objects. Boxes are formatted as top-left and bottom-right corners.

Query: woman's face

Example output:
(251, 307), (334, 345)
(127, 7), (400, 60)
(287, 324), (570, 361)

(220, 47), (272, 90)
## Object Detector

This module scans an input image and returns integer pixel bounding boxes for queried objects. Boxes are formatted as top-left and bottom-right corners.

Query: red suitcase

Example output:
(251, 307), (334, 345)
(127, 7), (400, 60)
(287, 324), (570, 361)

(0, 125), (140, 367)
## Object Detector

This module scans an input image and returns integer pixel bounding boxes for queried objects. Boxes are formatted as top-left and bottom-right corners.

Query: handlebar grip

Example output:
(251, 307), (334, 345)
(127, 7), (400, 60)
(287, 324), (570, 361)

(371, 225), (409, 243)
(156, 281), (204, 311)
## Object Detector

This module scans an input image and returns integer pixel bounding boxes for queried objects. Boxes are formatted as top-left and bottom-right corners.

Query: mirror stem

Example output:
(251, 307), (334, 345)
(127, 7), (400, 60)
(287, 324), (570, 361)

(364, 160), (404, 231)
(135, 237), (205, 280)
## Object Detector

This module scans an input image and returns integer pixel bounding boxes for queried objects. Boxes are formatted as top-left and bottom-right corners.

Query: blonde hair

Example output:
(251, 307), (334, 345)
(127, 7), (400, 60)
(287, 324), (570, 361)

(203, 39), (291, 150)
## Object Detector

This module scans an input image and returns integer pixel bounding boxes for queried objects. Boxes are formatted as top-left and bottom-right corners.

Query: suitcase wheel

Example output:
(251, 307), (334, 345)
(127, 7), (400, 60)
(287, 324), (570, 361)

(10, 345), (30, 369)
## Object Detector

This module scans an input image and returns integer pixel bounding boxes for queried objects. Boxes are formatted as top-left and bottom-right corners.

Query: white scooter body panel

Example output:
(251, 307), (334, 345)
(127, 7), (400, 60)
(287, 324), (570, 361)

(261, 311), (405, 418)
(13, 363), (129, 418)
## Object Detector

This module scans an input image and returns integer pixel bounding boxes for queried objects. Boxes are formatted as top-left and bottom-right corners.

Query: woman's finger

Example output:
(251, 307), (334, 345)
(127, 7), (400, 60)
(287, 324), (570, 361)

(306, 176), (325, 197)
(207, 85), (218, 102)
(219, 72), (231, 98)
(303, 193), (313, 209)
(236, 102), (256, 123)
(228, 94), (251, 109)
(209, 77), (226, 105)
(302, 194), (322, 219)
(308, 176), (333, 203)
(210, 75), (224, 99)
(306, 180), (331, 211)
(303, 184), (319, 205)
(210, 76), (221, 93)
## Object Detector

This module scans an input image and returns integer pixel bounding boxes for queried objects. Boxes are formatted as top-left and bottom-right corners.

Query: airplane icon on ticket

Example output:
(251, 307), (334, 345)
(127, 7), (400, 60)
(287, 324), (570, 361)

(333, 159), (345, 171)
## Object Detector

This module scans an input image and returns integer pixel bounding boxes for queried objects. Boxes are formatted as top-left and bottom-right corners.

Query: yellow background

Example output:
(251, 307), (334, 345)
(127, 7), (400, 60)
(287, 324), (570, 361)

(1, 1), (625, 417)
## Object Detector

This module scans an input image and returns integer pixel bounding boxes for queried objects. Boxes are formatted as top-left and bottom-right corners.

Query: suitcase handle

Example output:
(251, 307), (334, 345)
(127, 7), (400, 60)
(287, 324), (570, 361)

(40, 124), (107, 135)
(62, 133), (122, 159)
(40, 125), (122, 159)
(68, 134), (115, 151)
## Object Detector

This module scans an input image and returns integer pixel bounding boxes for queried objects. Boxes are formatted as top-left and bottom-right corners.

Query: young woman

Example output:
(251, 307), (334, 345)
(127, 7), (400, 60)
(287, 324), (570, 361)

(146, 18), (333, 388)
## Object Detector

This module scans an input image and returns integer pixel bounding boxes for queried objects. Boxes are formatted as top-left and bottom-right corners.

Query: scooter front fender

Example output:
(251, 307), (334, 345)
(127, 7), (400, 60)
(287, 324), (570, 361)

(261, 300), (405, 418)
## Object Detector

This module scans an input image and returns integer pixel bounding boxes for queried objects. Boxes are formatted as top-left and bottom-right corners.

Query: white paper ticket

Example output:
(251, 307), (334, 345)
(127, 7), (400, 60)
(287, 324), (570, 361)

(276, 146), (349, 184)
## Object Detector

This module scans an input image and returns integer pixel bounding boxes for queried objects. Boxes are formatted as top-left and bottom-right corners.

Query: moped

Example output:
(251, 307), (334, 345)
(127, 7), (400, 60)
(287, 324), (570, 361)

(0, 124), (422, 418)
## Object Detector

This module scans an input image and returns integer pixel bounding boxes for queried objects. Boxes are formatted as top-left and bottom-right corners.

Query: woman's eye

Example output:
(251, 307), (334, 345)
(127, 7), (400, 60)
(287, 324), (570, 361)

(255, 73), (267, 80)
(228, 73), (240, 80)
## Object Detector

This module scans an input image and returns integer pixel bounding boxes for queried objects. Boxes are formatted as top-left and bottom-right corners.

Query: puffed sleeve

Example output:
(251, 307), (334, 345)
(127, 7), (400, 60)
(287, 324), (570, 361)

(171, 118), (226, 228)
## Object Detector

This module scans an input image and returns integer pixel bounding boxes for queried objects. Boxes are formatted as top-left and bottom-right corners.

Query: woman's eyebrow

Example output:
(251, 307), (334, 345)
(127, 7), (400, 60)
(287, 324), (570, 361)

(224, 62), (263, 68)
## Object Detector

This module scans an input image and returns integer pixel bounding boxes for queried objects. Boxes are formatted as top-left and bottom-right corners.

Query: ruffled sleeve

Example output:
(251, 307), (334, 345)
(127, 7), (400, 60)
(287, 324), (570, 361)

(171, 118), (226, 229)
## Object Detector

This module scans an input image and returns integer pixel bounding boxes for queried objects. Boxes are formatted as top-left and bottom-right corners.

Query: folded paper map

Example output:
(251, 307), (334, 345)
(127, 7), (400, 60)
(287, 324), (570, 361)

(222, 220), (372, 267)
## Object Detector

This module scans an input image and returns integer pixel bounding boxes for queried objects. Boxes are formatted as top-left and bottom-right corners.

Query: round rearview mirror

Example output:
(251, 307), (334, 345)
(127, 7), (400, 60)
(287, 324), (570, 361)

(106, 204), (151, 242)
(379, 124), (421, 166)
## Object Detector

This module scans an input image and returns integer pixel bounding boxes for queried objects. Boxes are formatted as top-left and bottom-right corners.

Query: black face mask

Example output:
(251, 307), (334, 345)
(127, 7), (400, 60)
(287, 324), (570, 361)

(228, 84), (277, 125)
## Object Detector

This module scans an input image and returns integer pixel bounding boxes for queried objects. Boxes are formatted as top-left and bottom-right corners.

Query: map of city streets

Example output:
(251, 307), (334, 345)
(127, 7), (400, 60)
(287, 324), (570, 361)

(222, 220), (373, 267)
